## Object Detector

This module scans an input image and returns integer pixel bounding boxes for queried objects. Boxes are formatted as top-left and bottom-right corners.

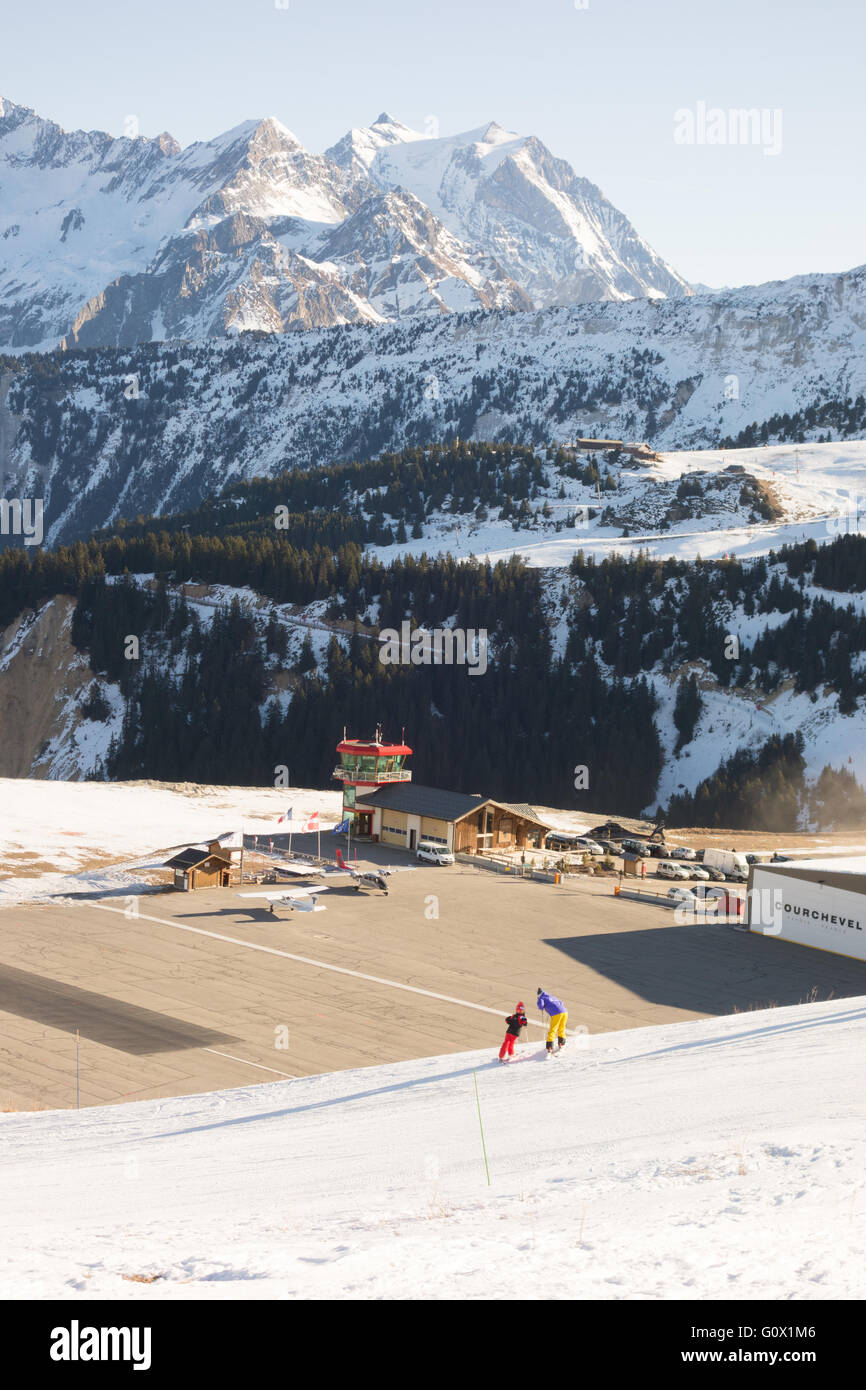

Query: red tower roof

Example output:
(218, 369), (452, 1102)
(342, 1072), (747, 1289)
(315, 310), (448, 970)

(336, 739), (412, 757)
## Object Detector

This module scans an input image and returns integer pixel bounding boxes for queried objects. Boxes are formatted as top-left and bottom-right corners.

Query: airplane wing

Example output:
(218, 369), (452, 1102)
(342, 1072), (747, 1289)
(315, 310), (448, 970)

(238, 887), (330, 899)
(330, 864), (417, 878)
(273, 860), (325, 878)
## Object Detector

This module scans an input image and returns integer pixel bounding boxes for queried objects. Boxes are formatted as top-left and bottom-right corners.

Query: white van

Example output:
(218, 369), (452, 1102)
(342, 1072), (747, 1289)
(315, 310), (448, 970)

(416, 841), (455, 866)
(702, 847), (749, 880)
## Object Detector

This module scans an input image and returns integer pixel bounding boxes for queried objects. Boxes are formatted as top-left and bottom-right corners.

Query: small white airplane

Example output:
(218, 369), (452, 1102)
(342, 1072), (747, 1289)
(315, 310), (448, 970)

(271, 847), (412, 897)
(236, 885), (330, 915)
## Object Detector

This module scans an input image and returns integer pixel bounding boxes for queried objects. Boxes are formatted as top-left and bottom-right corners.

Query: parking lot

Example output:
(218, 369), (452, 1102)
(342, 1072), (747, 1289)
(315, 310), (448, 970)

(2, 860), (865, 1110)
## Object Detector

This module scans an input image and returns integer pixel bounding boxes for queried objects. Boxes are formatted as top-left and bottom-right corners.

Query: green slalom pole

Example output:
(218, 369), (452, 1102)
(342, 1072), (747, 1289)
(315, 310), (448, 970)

(473, 1070), (491, 1185)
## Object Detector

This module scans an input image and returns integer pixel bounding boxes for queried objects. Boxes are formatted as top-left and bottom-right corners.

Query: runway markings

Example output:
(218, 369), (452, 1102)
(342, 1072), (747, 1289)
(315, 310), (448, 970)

(203, 1048), (295, 1079)
(89, 901), (548, 1029)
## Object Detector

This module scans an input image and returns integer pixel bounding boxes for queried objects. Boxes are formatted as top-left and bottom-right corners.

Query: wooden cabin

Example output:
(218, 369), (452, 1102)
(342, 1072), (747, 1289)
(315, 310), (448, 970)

(164, 847), (234, 891)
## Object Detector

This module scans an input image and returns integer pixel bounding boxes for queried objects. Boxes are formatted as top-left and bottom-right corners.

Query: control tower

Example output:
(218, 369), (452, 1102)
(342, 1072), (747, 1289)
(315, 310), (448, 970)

(333, 725), (412, 836)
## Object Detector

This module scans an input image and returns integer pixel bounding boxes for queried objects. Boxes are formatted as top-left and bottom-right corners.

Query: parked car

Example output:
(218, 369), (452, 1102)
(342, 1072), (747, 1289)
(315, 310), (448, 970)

(621, 838), (651, 857)
(667, 885), (719, 911)
(416, 842), (455, 866)
(771, 852), (791, 863)
(594, 838), (620, 855)
(575, 837), (604, 856)
(545, 831), (579, 851)
(724, 868), (748, 883)
(668, 845), (697, 860)
(689, 866), (710, 881)
(704, 865), (726, 881)
(646, 843), (669, 859)
(690, 883), (726, 904)
(657, 860), (690, 880)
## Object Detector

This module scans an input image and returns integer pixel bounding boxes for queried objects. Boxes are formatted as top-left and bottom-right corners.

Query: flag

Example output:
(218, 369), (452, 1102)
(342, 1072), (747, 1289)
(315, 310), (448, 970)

(278, 809), (321, 833)
(278, 807), (294, 824)
(333, 818), (350, 834)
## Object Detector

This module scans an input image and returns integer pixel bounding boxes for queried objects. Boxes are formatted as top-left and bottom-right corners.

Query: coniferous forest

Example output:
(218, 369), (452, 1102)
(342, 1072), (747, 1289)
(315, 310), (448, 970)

(2, 442), (866, 825)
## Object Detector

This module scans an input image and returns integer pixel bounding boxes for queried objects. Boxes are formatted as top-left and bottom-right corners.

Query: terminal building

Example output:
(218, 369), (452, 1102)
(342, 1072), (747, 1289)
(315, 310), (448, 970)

(357, 782), (549, 855)
(333, 728), (549, 854)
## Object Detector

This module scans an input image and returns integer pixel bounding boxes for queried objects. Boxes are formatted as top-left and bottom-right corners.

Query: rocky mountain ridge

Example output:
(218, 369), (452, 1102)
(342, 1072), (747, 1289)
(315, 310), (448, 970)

(0, 98), (691, 350)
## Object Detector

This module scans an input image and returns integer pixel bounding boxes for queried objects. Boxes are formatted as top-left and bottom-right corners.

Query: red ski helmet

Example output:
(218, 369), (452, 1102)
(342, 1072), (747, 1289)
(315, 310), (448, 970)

(516, 1001), (525, 1010)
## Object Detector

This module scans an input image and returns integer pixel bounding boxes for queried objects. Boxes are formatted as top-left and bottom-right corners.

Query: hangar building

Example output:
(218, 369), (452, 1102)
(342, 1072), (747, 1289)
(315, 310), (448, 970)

(747, 858), (866, 963)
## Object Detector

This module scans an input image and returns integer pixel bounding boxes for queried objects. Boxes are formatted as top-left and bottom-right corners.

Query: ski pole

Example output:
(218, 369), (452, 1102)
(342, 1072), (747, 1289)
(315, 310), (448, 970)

(473, 1070), (491, 1186)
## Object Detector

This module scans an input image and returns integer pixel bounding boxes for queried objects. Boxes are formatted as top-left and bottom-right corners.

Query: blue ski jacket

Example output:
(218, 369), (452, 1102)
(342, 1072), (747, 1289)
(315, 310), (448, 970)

(537, 991), (566, 1015)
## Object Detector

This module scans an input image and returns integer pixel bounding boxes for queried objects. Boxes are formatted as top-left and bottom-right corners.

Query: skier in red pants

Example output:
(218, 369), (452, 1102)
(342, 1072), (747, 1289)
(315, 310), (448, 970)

(499, 1003), (528, 1062)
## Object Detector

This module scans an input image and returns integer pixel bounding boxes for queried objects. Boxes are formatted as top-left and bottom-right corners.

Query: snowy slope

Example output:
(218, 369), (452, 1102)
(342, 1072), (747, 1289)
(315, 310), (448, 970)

(4, 261), (866, 547)
(0, 998), (863, 1299)
(367, 441), (866, 570)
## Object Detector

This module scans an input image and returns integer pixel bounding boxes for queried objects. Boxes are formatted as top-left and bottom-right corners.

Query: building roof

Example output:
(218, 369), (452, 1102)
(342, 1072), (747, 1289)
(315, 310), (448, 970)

(497, 801), (549, 826)
(752, 861), (866, 894)
(164, 847), (231, 871)
(356, 783), (485, 822)
(356, 785), (550, 828)
(336, 739), (412, 757)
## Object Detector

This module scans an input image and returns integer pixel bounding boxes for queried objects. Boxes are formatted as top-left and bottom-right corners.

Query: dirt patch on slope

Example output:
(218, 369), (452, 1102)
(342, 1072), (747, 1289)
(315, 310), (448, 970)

(0, 598), (91, 777)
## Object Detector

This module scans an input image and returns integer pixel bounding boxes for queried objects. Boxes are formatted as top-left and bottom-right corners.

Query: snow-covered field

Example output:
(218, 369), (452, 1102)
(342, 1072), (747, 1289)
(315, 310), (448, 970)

(369, 441), (866, 568)
(0, 998), (863, 1300)
(0, 779), (342, 905)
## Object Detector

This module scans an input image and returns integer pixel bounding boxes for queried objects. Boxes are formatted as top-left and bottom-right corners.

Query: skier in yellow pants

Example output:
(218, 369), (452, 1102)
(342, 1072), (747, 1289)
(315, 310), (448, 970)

(536, 988), (568, 1056)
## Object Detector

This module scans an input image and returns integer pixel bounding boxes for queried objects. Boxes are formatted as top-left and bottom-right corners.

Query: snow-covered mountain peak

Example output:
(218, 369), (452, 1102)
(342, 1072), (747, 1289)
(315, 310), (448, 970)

(0, 95), (33, 126)
(155, 131), (182, 156)
(246, 115), (304, 151)
(372, 110), (412, 131)
(365, 122), (692, 306)
(325, 112), (423, 178)
(476, 119), (520, 147)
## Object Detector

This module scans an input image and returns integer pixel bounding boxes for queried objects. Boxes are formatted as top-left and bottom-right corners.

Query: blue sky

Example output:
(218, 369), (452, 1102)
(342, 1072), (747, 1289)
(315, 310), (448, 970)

(3, 0), (864, 288)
